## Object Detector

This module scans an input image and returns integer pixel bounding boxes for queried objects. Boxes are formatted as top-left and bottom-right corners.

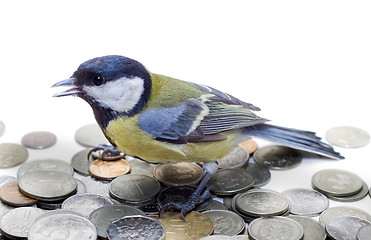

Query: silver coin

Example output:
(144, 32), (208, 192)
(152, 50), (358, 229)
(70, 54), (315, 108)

(62, 193), (113, 218)
(328, 181), (369, 202)
(18, 171), (77, 201)
(288, 215), (326, 240)
(89, 205), (146, 239)
(207, 168), (255, 195)
(0, 200), (15, 220)
(0, 121), (4, 137)
(357, 224), (371, 240)
(236, 189), (290, 217)
(21, 131), (57, 149)
(0, 207), (45, 239)
(244, 163), (271, 187)
(75, 123), (108, 147)
(282, 188), (329, 216)
(217, 147), (249, 169)
(203, 210), (245, 236)
(75, 178), (87, 194)
(312, 169), (363, 197)
(253, 145), (302, 170)
(107, 215), (165, 240)
(248, 216), (304, 240)
(109, 174), (161, 203)
(28, 210), (97, 240)
(320, 206), (371, 225)
(326, 126), (370, 148)
(71, 148), (94, 176)
(0, 143), (28, 168)
(128, 157), (158, 177)
(17, 158), (74, 178)
(326, 215), (371, 240)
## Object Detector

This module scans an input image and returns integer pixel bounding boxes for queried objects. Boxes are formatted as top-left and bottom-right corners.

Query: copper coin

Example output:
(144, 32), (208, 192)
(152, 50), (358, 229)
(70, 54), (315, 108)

(89, 159), (130, 180)
(0, 182), (37, 207)
(239, 138), (258, 154)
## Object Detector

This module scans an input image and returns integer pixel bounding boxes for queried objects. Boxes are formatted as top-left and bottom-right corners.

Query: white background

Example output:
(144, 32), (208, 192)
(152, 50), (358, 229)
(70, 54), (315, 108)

(1, 1), (371, 215)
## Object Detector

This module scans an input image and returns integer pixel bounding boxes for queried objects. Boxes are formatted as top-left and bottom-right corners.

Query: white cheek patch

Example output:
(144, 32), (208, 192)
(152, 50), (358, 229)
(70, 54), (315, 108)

(84, 76), (145, 113)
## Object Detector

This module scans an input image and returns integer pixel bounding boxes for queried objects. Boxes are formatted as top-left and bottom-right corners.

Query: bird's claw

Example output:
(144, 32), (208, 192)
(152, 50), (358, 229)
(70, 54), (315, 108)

(159, 185), (212, 220)
(88, 144), (123, 161)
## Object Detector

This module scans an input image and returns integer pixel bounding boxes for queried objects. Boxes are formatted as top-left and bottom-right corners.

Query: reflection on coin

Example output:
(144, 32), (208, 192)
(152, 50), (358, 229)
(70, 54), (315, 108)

(75, 123), (108, 147)
(107, 215), (165, 240)
(0, 207), (45, 239)
(89, 158), (130, 180)
(239, 138), (258, 154)
(71, 148), (95, 176)
(0, 143), (28, 168)
(288, 215), (326, 240)
(326, 215), (371, 240)
(282, 188), (329, 216)
(217, 147), (249, 169)
(0, 181), (38, 207)
(62, 193), (113, 218)
(17, 158), (74, 178)
(253, 145), (302, 170)
(21, 131), (57, 149)
(129, 157), (158, 177)
(28, 211), (97, 240)
(235, 189), (290, 217)
(357, 224), (371, 240)
(158, 211), (213, 240)
(203, 210), (245, 236)
(208, 168), (254, 195)
(0, 175), (17, 188)
(207, 200), (229, 211)
(328, 181), (369, 202)
(158, 185), (212, 212)
(319, 206), (371, 225)
(80, 176), (111, 198)
(248, 216), (303, 240)
(154, 162), (204, 186)
(0, 121), (4, 137)
(244, 163), (271, 187)
(110, 174), (161, 204)
(18, 171), (77, 201)
(326, 126), (370, 148)
(312, 169), (363, 197)
(89, 205), (146, 239)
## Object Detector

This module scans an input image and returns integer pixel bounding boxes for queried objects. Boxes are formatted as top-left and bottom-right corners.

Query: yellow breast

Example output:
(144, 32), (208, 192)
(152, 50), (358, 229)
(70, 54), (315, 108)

(105, 116), (237, 163)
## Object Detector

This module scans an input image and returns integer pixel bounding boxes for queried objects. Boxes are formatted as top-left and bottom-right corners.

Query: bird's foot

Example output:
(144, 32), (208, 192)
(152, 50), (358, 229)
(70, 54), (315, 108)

(159, 185), (212, 220)
(88, 144), (124, 161)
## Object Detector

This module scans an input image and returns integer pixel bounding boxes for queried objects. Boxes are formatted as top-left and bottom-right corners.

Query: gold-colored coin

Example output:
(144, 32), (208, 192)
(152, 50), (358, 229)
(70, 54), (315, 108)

(89, 159), (131, 180)
(158, 211), (213, 240)
(0, 182), (37, 207)
(239, 138), (258, 154)
(154, 162), (204, 186)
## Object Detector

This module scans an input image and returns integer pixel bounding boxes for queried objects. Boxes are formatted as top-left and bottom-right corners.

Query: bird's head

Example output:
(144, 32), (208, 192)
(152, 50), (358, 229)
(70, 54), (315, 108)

(53, 55), (152, 116)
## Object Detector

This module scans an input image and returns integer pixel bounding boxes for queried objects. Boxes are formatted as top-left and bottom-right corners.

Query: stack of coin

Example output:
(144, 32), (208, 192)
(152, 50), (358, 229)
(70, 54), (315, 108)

(312, 169), (369, 202)
(231, 189), (290, 222)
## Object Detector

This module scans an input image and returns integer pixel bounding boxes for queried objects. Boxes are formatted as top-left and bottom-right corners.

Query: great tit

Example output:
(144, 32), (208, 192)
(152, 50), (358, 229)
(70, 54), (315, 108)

(53, 55), (343, 216)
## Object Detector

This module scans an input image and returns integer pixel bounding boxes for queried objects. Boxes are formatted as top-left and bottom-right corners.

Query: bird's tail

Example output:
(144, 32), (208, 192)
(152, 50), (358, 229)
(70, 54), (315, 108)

(244, 124), (344, 160)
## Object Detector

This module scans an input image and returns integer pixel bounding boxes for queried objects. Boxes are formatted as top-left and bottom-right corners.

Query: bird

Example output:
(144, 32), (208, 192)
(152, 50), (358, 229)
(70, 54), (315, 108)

(53, 55), (343, 217)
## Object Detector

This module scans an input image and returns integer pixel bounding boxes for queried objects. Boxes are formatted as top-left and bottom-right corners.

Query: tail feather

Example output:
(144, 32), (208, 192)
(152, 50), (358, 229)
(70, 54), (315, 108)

(245, 124), (344, 160)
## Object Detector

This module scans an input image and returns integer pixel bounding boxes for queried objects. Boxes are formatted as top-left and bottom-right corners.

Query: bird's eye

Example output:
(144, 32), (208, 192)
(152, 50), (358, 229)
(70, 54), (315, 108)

(92, 75), (105, 86)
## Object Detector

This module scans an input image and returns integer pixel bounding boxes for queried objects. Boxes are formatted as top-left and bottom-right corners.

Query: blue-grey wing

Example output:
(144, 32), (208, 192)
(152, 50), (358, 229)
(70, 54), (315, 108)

(138, 98), (209, 143)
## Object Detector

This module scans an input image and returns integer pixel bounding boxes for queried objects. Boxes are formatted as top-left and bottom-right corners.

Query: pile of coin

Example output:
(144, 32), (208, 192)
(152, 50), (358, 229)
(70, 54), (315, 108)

(0, 122), (371, 239)
(312, 168), (369, 202)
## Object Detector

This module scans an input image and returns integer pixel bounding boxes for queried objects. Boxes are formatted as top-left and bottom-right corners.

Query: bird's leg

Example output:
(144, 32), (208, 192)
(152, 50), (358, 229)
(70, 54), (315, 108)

(160, 162), (218, 219)
(88, 144), (122, 160)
